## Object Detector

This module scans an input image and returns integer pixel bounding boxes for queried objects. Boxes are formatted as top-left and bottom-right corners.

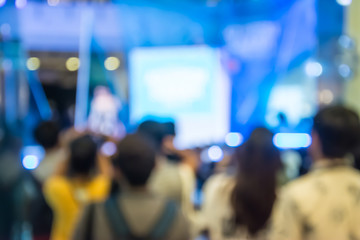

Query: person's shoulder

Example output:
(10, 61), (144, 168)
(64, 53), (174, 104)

(43, 175), (72, 198)
(279, 173), (315, 199)
(92, 175), (110, 185)
(90, 175), (111, 193)
(44, 175), (69, 189)
(205, 172), (235, 190)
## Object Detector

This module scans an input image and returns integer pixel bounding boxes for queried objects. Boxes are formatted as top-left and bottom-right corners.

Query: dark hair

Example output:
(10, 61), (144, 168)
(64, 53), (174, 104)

(231, 128), (281, 236)
(313, 106), (360, 158)
(34, 121), (60, 149)
(163, 122), (176, 136)
(137, 120), (166, 152)
(112, 134), (156, 187)
(69, 135), (97, 175)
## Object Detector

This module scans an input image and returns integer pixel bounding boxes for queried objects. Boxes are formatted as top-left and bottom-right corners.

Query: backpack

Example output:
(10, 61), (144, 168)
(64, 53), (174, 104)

(104, 196), (177, 240)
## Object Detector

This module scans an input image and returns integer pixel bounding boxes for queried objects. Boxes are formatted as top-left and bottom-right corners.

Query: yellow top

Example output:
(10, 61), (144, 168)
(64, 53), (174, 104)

(44, 175), (110, 240)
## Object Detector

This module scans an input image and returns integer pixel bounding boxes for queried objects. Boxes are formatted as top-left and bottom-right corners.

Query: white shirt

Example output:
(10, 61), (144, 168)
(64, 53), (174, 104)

(200, 173), (267, 240)
(270, 159), (360, 240)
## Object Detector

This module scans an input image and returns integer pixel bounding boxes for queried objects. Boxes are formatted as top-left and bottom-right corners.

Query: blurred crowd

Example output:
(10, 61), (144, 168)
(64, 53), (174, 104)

(1, 105), (360, 240)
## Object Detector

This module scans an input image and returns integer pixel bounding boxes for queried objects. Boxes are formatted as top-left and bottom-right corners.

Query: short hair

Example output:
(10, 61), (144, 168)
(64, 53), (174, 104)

(34, 121), (60, 149)
(69, 135), (97, 175)
(137, 120), (166, 151)
(163, 122), (176, 136)
(112, 134), (156, 187)
(313, 106), (360, 158)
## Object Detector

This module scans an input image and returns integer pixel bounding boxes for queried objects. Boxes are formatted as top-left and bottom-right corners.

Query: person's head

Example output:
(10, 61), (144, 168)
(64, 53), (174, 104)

(137, 120), (166, 153)
(112, 134), (156, 187)
(231, 127), (281, 235)
(69, 135), (97, 176)
(162, 121), (177, 153)
(34, 121), (60, 150)
(311, 106), (360, 160)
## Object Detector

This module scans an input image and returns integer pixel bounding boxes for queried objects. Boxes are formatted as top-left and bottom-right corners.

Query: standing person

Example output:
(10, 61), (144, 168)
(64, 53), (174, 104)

(27, 121), (66, 240)
(270, 106), (360, 240)
(200, 128), (281, 240)
(137, 120), (199, 234)
(73, 134), (190, 240)
(44, 135), (110, 240)
(33, 121), (66, 183)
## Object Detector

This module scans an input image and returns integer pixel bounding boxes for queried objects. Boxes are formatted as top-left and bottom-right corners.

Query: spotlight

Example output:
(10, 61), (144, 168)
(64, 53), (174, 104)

(104, 57), (120, 71)
(15, 0), (26, 8)
(305, 61), (323, 77)
(319, 89), (334, 104)
(0, 0), (6, 7)
(26, 57), (40, 71)
(336, 0), (352, 6)
(225, 132), (243, 147)
(21, 145), (45, 170)
(66, 57), (80, 71)
(273, 133), (312, 149)
(22, 155), (39, 170)
(207, 145), (223, 162)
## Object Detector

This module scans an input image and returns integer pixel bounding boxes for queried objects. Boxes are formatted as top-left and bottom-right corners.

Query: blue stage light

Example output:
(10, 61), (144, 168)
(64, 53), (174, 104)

(208, 145), (224, 162)
(22, 155), (39, 170)
(225, 132), (243, 147)
(273, 133), (312, 149)
(21, 145), (45, 170)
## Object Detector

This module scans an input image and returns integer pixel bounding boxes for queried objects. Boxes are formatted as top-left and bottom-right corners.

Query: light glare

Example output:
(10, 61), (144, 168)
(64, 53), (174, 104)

(22, 155), (39, 170)
(15, 0), (26, 8)
(225, 132), (243, 147)
(104, 57), (120, 71)
(66, 57), (80, 71)
(273, 133), (312, 149)
(336, 0), (352, 6)
(26, 57), (40, 71)
(305, 61), (323, 77)
(101, 141), (117, 157)
(208, 145), (224, 162)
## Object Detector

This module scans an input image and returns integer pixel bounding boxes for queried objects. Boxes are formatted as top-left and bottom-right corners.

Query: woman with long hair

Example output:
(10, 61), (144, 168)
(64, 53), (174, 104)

(200, 128), (281, 239)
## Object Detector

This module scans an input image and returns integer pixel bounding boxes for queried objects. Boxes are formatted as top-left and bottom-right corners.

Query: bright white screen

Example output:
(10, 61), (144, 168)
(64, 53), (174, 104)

(129, 46), (230, 149)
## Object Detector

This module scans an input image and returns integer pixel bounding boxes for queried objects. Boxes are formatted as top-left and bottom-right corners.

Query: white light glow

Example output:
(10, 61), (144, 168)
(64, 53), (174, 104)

(0, 0), (6, 7)
(305, 61), (323, 77)
(208, 145), (224, 162)
(26, 57), (40, 71)
(15, 0), (26, 8)
(225, 132), (243, 147)
(22, 155), (39, 170)
(336, 0), (352, 6)
(273, 133), (312, 149)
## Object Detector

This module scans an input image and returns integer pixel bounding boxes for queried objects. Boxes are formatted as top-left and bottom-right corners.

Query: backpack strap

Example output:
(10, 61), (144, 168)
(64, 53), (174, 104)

(149, 200), (177, 239)
(104, 196), (131, 238)
(104, 196), (178, 240)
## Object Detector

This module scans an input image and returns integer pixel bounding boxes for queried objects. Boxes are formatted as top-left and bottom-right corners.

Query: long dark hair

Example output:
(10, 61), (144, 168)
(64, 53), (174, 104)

(231, 128), (281, 236)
